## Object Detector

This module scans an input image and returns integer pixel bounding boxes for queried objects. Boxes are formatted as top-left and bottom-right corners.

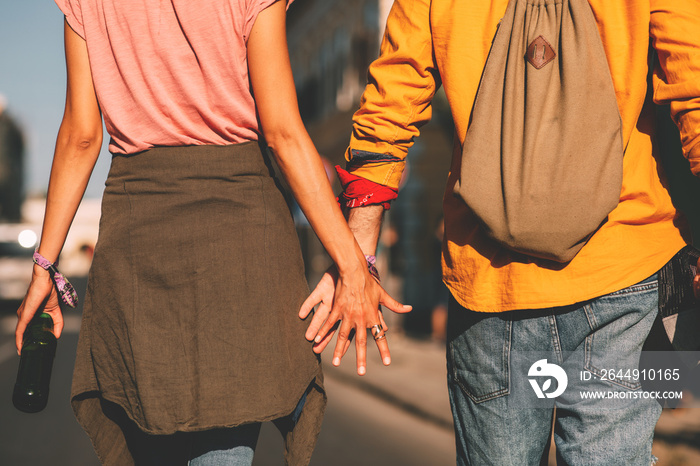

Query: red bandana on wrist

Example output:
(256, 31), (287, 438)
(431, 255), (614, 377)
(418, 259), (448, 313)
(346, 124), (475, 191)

(335, 166), (398, 210)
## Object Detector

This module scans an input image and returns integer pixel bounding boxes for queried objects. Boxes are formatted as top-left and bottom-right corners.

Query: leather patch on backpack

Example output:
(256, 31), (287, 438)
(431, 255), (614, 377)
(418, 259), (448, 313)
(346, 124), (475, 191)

(526, 35), (556, 69)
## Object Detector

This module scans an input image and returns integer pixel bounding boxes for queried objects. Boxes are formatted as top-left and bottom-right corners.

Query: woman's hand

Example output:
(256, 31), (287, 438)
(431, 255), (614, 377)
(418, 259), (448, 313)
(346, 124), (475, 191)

(299, 265), (411, 375)
(15, 266), (64, 354)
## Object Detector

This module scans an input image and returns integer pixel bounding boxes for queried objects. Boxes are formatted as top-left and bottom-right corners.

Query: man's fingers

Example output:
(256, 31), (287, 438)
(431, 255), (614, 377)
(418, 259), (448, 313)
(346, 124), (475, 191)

(304, 301), (331, 341)
(315, 309), (341, 344)
(299, 293), (319, 319)
(300, 282), (330, 319)
(312, 321), (338, 354)
(301, 270), (337, 319)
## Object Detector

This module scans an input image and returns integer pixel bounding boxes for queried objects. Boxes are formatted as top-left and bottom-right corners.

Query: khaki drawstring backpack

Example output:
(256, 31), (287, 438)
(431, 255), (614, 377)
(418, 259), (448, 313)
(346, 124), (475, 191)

(454, 0), (624, 262)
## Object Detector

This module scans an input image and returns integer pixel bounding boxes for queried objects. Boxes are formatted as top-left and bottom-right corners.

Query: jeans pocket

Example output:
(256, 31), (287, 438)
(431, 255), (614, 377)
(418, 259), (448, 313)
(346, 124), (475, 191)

(583, 275), (659, 391)
(447, 306), (512, 403)
(584, 334), (643, 391)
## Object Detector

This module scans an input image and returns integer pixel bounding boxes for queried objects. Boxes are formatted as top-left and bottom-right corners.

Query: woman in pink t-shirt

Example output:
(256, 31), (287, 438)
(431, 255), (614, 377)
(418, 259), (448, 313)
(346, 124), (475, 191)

(15, 1), (410, 464)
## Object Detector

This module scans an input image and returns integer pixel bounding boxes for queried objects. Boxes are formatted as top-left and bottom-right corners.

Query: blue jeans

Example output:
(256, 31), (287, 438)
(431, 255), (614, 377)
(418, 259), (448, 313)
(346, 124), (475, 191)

(131, 389), (308, 465)
(446, 275), (662, 465)
(130, 423), (261, 466)
(187, 424), (261, 466)
(187, 386), (307, 465)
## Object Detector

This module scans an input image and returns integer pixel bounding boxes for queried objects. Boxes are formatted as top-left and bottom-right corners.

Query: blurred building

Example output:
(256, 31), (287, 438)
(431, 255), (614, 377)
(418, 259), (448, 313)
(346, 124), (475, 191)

(286, 0), (392, 160)
(287, 0), (454, 336)
(0, 98), (25, 222)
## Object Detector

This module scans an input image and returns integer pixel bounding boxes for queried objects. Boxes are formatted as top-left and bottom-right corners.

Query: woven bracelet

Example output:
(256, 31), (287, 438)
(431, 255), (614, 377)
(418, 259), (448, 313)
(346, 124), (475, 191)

(33, 249), (79, 308)
(365, 254), (380, 283)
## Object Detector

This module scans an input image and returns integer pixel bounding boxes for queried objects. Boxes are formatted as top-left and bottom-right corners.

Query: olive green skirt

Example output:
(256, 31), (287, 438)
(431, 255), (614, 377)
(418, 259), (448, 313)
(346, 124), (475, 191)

(71, 142), (325, 465)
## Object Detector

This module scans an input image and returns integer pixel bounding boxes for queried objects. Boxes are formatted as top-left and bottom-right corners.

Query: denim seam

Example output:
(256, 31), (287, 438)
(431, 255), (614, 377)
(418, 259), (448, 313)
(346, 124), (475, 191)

(583, 303), (598, 330)
(450, 355), (511, 403)
(584, 334), (642, 390)
(606, 280), (658, 296)
(503, 319), (512, 398)
(549, 315), (563, 365)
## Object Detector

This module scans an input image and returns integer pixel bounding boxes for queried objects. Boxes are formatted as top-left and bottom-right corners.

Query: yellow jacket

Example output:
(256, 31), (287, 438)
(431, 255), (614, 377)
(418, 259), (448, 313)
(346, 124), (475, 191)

(346, 0), (699, 312)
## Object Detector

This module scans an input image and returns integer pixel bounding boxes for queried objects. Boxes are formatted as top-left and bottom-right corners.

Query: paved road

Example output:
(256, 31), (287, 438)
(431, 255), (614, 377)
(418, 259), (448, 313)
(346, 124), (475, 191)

(4, 284), (700, 465)
(255, 376), (455, 466)
(0, 309), (99, 465)
(0, 291), (454, 465)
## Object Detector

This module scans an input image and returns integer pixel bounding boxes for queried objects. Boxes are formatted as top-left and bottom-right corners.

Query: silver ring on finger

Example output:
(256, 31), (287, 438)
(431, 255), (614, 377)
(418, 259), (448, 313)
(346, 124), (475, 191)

(370, 324), (382, 338)
(374, 333), (386, 341)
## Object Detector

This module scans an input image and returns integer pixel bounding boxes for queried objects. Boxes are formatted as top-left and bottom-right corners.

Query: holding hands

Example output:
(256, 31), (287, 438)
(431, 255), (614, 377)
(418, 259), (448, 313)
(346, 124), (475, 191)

(299, 262), (411, 376)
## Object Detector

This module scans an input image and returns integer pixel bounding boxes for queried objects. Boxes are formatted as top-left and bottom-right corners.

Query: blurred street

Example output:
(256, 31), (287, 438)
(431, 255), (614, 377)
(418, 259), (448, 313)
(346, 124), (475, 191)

(2, 1), (700, 464)
(0, 277), (455, 466)
(2, 273), (700, 465)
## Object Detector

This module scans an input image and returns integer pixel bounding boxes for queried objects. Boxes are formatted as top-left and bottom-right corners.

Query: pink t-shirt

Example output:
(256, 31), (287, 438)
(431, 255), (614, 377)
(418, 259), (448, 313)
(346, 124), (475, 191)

(55, 0), (292, 155)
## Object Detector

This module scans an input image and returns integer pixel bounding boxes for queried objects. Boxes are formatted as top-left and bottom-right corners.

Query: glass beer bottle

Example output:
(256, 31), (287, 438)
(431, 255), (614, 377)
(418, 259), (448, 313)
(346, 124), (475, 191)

(13, 313), (57, 413)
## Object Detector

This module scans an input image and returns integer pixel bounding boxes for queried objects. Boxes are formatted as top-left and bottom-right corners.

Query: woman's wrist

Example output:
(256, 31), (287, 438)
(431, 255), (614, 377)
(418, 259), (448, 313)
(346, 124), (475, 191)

(335, 253), (380, 286)
(32, 262), (51, 278)
(32, 249), (79, 308)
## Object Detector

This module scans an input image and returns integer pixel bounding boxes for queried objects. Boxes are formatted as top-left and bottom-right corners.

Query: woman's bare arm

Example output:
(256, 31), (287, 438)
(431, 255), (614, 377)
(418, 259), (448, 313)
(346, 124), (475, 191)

(15, 20), (103, 352)
(247, 1), (410, 375)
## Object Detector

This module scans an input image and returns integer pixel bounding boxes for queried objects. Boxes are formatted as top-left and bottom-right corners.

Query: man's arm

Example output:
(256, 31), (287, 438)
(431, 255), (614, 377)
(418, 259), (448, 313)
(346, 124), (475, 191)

(344, 0), (438, 189)
(300, 0), (437, 361)
(347, 205), (384, 254)
(650, 0), (700, 293)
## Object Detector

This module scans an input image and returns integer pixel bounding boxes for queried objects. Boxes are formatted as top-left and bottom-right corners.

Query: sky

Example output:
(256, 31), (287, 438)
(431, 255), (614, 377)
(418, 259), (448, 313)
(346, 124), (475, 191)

(1, 0), (111, 199)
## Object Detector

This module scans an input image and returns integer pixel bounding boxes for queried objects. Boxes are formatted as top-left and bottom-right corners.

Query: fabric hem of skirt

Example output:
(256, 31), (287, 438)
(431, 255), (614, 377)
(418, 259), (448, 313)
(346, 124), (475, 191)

(71, 364), (325, 465)
(72, 364), (323, 435)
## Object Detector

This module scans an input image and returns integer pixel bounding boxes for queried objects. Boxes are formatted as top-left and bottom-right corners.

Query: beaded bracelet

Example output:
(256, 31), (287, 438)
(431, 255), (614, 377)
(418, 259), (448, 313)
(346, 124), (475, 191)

(33, 249), (79, 308)
(365, 254), (380, 283)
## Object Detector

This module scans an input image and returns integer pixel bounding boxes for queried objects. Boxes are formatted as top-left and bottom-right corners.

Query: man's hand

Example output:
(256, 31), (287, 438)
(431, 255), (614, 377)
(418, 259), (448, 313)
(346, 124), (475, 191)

(300, 268), (338, 345)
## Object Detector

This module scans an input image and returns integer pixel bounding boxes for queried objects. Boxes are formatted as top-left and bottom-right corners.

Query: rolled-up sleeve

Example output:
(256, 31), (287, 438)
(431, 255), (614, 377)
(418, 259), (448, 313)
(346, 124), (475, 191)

(650, 0), (700, 176)
(346, 0), (439, 189)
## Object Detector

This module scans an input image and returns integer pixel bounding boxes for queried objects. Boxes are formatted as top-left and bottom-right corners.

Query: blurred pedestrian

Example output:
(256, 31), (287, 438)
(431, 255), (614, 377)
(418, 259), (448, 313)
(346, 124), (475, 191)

(302, 0), (700, 464)
(430, 216), (448, 343)
(14, 1), (408, 464)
